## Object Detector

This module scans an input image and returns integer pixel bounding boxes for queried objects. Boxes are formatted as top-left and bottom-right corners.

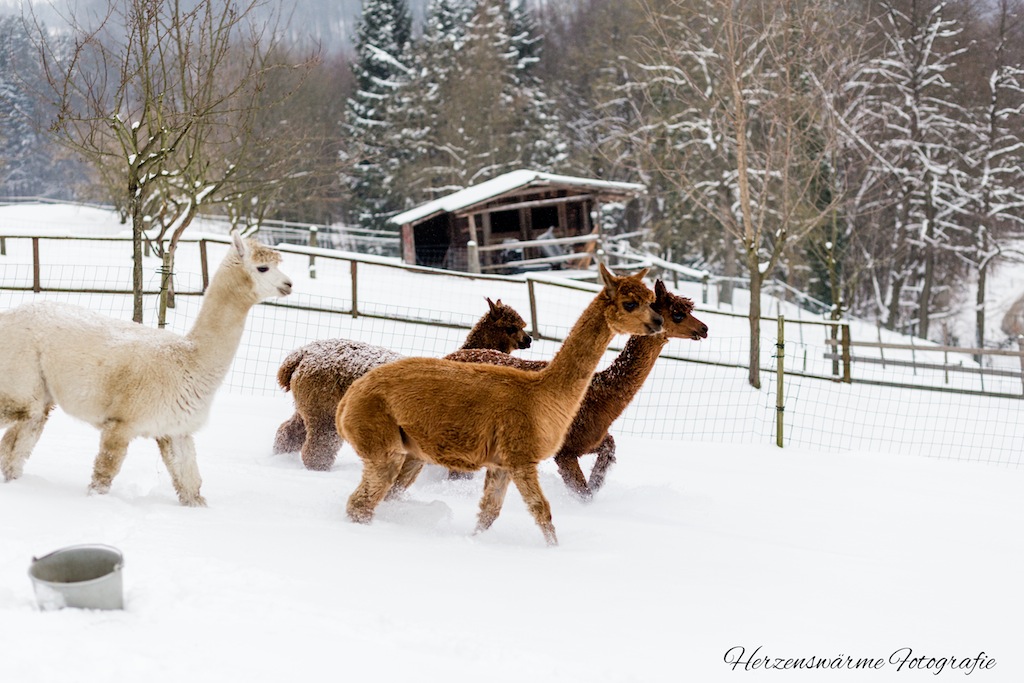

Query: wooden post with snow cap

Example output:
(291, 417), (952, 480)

(467, 240), (480, 274)
(776, 314), (785, 448)
(308, 226), (318, 279)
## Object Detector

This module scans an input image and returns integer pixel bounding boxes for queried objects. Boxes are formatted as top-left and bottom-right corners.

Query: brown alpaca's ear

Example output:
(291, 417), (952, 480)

(634, 267), (650, 281)
(598, 262), (618, 289)
(486, 297), (499, 316)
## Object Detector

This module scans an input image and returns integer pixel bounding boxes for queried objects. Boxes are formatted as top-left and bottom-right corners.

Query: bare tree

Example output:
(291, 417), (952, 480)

(620, 0), (858, 387)
(36, 0), (316, 322)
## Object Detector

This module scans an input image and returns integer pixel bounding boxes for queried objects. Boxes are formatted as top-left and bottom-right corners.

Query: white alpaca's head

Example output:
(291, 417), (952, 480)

(231, 231), (293, 301)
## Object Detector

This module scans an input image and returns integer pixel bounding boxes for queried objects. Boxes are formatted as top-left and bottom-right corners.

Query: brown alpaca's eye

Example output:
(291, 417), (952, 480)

(672, 312), (686, 323)
(506, 326), (519, 334)
(623, 301), (638, 312)
(257, 265), (269, 273)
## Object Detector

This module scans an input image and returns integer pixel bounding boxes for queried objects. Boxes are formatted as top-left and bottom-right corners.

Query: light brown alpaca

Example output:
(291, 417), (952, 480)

(336, 265), (662, 545)
(443, 280), (707, 499)
(273, 298), (531, 471)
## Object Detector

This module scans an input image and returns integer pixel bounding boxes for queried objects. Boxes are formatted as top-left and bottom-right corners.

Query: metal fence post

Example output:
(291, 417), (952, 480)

(776, 314), (785, 448)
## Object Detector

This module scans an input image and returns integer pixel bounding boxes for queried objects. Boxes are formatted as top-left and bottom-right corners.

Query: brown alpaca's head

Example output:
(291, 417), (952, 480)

(461, 298), (532, 353)
(598, 263), (663, 336)
(654, 280), (708, 341)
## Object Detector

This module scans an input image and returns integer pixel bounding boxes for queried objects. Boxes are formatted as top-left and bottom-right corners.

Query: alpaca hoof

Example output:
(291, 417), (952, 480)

(347, 506), (373, 524)
(1, 464), (22, 482)
(541, 525), (558, 547)
(302, 453), (336, 472)
(179, 493), (208, 507)
(87, 481), (111, 496)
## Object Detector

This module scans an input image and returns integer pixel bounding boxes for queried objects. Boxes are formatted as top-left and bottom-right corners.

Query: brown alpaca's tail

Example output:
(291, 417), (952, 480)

(277, 348), (306, 392)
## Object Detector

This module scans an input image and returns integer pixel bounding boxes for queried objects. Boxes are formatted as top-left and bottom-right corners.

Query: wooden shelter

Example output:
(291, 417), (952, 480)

(391, 170), (645, 273)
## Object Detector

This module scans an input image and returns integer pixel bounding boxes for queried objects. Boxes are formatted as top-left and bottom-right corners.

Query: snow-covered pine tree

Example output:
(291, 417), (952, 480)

(343, 0), (414, 231)
(387, 0), (562, 204)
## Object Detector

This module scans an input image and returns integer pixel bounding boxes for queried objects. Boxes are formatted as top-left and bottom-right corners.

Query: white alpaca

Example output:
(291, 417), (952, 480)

(0, 232), (292, 506)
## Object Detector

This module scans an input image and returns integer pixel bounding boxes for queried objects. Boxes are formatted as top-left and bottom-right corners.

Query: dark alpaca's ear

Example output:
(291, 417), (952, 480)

(487, 297), (499, 316)
(655, 279), (668, 300)
(599, 262), (617, 289)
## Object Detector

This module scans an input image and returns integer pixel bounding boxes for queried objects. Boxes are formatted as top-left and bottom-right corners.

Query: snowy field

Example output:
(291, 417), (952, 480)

(0, 203), (1022, 681)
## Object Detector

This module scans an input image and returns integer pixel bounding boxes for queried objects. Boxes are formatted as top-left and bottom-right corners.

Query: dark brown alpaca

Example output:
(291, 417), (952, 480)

(273, 298), (531, 471)
(336, 265), (662, 545)
(442, 280), (707, 499)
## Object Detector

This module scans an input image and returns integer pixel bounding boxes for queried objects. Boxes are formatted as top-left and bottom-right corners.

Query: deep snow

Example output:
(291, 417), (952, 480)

(0, 202), (1021, 681)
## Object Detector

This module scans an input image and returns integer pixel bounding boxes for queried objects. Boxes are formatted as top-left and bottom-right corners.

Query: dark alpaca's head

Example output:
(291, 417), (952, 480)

(654, 280), (708, 341)
(461, 298), (532, 353)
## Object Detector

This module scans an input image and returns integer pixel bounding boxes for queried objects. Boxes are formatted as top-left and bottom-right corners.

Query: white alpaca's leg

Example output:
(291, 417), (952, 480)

(88, 424), (131, 495)
(0, 409), (51, 481)
(157, 435), (206, 507)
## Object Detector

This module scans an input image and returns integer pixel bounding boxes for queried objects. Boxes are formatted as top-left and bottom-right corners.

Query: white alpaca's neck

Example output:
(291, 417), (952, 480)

(185, 259), (256, 381)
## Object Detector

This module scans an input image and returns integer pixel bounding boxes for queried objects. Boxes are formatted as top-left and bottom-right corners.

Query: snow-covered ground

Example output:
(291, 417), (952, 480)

(0, 202), (1022, 681)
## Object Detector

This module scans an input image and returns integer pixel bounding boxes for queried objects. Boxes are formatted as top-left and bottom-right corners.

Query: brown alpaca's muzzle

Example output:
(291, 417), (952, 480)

(518, 335), (532, 349)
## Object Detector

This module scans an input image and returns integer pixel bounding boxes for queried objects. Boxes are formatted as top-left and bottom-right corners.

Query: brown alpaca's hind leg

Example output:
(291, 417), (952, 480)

(386, 456), (425, 500)
(273, 412), (306, 454)
(300, 411), (342, 472)
(554, 452), (592, 501)
(509, 465), (558, 546)
(586, 434), (616, 496)
(346, 450), (405, 523)
(474, 467), (511, 534)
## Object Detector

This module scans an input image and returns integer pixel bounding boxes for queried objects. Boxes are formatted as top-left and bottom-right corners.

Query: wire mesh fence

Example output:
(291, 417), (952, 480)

(1, 234), (1022, 468)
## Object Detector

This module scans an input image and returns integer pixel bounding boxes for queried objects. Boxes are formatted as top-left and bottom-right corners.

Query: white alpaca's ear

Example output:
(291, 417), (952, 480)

(231, 230), (247, 259)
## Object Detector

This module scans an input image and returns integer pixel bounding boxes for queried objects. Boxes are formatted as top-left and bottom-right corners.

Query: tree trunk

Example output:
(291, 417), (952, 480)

(721, 236), (737, 305)
(130, 191), (145, 324)
(747, 253), (762, 389)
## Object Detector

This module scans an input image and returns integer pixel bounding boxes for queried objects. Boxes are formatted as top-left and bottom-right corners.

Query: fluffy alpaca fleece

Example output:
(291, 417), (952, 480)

(273, 298), (531, 471)
(336, 265), (663, 545)
(0, 233), (292, 506)
(444, 280), (708, 499)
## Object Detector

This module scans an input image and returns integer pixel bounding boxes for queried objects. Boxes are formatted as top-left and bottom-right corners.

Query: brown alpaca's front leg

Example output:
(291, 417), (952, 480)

(346, 450), (405, 523)
(474, 467), (511, 534)
(272, 412), (306, 454)
(509, 465), (558, 546)
(586, 434), (616, 496)
(554, 452), (592, 501)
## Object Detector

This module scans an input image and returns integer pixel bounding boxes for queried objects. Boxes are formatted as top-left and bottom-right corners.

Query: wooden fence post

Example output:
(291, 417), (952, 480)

(158, 251), (172, 329)
(776, 314), (785, 448)
(841, 323), (852, 383)
(467, 240), (480, 274)
(527, 278), (539, 339)
(199, 239), (209, 291)
(32, 237), (40, 292)
(350, 260), (358, 318)
(1017, 336), (1024, 396)
(309, 226), (318, 279)
(0, 236), (6, 255)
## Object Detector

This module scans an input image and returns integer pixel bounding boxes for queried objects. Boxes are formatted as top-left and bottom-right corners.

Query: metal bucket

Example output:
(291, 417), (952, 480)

(28, 544), (125, 611)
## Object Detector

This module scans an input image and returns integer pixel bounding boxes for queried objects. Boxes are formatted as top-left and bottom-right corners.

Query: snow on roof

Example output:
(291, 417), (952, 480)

(390, 170), (646, 226)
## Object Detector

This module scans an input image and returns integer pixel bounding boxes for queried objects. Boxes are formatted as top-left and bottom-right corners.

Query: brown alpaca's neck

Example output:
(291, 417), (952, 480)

(186, 259), (256, 373)
(588, 334), (668, 413)
(540, 293), (616, 393)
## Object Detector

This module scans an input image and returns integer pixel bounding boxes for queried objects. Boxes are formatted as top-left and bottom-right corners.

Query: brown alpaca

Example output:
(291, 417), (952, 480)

(273, 298), (531, 471)
(336, 264), (663, 545)
(443, 280), (707, 499)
